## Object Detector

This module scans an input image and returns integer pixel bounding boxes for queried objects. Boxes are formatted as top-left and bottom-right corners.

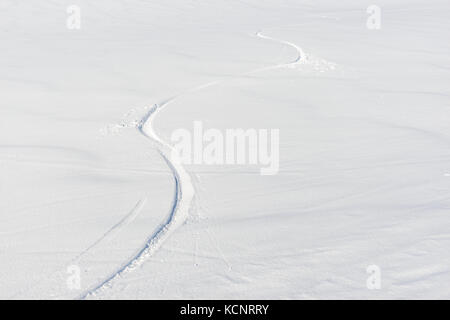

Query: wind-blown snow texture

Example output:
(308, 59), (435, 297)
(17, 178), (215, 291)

(0, 0), (449, 299)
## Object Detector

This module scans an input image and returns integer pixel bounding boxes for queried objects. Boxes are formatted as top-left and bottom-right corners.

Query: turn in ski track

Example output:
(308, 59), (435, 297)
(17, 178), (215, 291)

(78, 29), (304, 299)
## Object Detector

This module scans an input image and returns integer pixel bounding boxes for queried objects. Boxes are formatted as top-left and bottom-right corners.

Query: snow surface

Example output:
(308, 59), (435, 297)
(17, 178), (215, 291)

(1, 0), (449, 299)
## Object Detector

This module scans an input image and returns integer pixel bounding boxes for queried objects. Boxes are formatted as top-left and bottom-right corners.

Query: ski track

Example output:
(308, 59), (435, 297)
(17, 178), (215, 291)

(8, 198), (147, 299)
(72, 198), (148, 261)
(78, 30), (304, 299)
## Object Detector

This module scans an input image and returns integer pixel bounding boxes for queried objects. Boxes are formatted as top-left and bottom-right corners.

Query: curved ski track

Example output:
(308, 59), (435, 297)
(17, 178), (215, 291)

(79, 30), (304, 299)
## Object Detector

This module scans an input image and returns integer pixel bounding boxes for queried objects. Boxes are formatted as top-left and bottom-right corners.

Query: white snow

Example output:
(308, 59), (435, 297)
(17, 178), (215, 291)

(0, 0), (449, 299)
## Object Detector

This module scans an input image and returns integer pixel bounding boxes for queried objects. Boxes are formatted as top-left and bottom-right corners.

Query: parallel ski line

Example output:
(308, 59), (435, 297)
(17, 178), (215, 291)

(73, 198), (148, 261)
(10, 198), (147, 299)
(78, 30), (304, 299)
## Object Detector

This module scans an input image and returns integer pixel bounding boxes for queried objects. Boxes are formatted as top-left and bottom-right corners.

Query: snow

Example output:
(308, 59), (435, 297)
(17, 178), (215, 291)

(1, 0), (449, 299)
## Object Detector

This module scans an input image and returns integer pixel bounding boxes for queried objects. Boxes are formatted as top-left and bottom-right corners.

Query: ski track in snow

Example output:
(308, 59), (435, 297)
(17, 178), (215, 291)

(72, 198), (148, 262)
(78, 30), (304, 299)
(9, 198), (147, 299)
